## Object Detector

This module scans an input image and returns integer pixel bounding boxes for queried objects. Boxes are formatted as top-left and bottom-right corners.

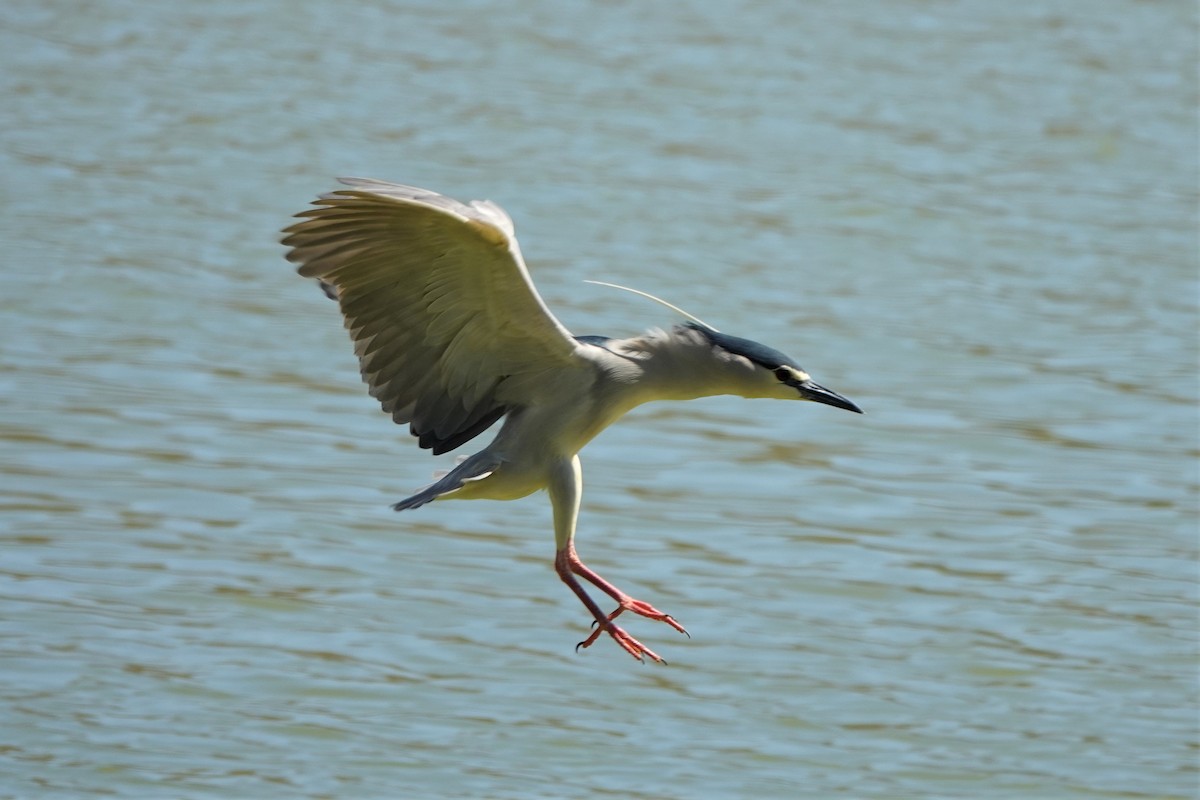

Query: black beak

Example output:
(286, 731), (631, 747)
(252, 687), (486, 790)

(795, 379), (863, 414)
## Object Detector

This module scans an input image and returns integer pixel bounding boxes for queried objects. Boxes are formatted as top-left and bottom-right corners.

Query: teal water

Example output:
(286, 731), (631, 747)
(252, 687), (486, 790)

(1, 1), (1196, 797)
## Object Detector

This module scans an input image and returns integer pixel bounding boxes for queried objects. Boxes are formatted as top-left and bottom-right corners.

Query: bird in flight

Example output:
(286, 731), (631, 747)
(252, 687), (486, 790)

(284, 178), (862, 663)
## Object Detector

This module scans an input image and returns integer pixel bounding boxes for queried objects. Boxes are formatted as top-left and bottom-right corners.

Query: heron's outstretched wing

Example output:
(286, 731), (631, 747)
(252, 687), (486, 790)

(283, 178), (585, 454)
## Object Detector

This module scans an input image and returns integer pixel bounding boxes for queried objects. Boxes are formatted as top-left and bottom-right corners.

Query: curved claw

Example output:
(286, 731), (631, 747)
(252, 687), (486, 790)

(664, 615), (691, 639)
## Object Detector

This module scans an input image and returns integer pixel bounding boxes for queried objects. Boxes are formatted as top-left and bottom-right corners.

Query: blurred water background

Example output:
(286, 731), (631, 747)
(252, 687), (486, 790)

(1, 1), (1196, 797)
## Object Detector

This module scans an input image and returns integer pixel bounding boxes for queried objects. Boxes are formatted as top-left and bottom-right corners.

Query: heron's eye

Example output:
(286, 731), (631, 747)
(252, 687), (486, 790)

(774, 367), (792, 382)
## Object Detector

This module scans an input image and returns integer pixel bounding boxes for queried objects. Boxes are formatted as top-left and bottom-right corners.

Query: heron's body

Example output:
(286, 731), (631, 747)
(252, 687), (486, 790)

(284, 178), (862, 663)
(397, 325), (803, 507)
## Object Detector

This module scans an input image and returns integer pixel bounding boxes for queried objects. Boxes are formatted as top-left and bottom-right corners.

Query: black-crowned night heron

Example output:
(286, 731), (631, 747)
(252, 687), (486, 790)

(284, 178), (862, 663)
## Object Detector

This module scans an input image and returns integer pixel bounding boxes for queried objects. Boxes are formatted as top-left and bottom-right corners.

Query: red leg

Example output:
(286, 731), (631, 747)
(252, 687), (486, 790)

(555, 543), (688, 661)
(566, 545), (689, 634)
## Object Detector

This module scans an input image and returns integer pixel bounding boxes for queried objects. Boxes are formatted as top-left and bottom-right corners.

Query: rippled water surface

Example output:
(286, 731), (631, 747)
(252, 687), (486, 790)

(2, 1), (1197, 798)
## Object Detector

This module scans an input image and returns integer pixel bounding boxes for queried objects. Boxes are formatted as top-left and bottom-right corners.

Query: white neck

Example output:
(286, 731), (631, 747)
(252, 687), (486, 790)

(602, 325), (776, 406)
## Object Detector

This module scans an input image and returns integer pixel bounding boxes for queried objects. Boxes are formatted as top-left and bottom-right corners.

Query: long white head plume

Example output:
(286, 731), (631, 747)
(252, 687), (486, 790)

(584, 280), (718, 331)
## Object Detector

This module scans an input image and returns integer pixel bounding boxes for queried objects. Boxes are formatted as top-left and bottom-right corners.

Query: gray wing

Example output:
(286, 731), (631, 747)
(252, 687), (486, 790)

(283, 178), (587, 454)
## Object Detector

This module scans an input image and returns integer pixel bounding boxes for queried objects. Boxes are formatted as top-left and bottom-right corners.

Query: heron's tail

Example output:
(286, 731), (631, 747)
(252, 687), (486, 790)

(391, 452), (499, 512)
(391, 488), (441, 511)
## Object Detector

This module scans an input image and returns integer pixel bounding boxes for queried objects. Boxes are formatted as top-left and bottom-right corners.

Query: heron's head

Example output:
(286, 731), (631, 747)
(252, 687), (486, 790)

(685, 323), (863, 413)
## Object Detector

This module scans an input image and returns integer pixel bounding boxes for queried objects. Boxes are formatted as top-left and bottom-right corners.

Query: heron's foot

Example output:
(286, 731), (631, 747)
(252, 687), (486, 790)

(576, 618), (667, 664)
(555, 543), (685, 664)
(577, 597), (689, 653)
